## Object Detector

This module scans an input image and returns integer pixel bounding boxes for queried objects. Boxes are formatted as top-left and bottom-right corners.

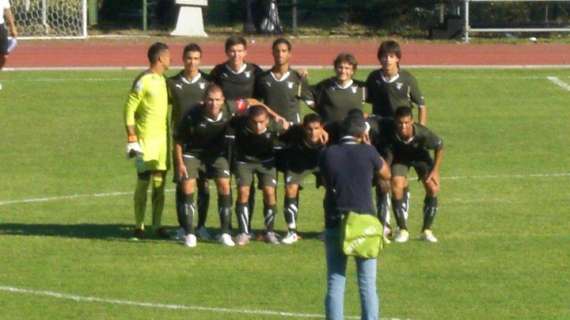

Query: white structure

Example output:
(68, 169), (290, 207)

(171, 0), (208, 37)
(463, 0), (570, 42)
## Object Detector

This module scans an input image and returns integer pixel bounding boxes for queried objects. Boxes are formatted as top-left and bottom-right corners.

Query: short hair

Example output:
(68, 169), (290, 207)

(272, 37), (292, 51)
(342, 113), (368, 137)
(182, 43), (202, 58)
(378, 40), (402, 61)
(225, 35), (247, 52)
(204, 84), (223, 97)
(394, 106), (413, 119)
(247, 105), (268, 118)
(333, 52), (358, 71)
(303, 113), (322, 126)
(147, 42), (169, 64)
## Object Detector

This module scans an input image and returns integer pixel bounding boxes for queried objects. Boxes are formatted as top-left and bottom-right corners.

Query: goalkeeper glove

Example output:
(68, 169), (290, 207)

(126, 135), (143, 158)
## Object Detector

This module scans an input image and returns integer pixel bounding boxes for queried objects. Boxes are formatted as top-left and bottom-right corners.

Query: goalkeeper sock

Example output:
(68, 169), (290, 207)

(197, 181), (210, 229)
(263, 203), (276, 232)
(134, 177), (150, 230)
(218, 194), (232, 234)
(392, 198), (408, 230)
(284, 196), (298, 232)
(151, 173), (165, 229)
(183, 193), (196, 235)
(236, 202), (250, 234)
(422, 196), (438, 231)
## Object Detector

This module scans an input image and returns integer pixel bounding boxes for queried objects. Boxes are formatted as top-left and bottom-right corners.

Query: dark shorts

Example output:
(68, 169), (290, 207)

(285, 168), (320, 186)
(0, 24), (8, 55)
(391, 150), (434, 180)
(182, 154), (231, 180)
(234, 159), (277, 188)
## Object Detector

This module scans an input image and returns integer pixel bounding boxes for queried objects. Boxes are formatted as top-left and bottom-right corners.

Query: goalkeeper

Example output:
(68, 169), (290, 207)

(124, 42), (171, 240)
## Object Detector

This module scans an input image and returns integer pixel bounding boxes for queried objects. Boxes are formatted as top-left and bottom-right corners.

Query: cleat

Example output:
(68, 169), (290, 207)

(281, 231), (299, 245)
(394, 229), (409, 243)
(383, 226), (392, 244)
(264, 231), (280, 245)
(184, 234), (197, 247)
(173, 227), (185, 241)
(196, 226), (212, 240)
(132, 228), (145, 240)
(218, 233), (235, 247)
(419, 229), (438, 243)
(155, 227), (170, 239)
(235, 233), (250, 246)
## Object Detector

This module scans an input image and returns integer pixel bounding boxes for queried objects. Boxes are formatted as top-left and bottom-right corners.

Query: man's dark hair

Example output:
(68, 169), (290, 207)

(342, 109), (367, 137)
(395, 106), (413, 120)
(225, 35), (248, 52)
(377, 40), (402, 61)
(303, 113), (322, 126)
(272, 37), (292, 51)
(333, 52), (358, 71)
(183, 43), (202, 58)
(247, 105), (268, 118)
(147, 42), (169, 64)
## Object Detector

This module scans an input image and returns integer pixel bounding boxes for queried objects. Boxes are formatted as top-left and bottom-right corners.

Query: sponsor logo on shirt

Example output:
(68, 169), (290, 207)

(175, 84), (182, 89)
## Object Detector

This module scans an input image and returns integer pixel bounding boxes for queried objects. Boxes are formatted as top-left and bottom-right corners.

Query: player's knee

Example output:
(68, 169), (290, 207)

(285, 184), (298, 197)
(238, 187), (250, 203)
(217, 179), (231, 195)
(151, 172), (165, 188)
(426, 182), (439, 195)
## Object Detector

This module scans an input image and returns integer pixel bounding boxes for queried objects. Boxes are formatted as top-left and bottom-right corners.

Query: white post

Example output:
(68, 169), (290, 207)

(42, 0), (48, 34)
(82, 0), (88, 38)
(170, 0), (208, 37)
(464, 0), (470, 43)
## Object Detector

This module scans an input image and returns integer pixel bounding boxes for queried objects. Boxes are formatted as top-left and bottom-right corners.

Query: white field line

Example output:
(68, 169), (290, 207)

(547, 76), (570, 91)
(1, 172), (569, 207)
(0, 285), (409, 320)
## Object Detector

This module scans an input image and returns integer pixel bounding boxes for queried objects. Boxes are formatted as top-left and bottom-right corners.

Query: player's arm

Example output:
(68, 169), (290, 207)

(409, 74), (427, 125)
(245, 98), (289, 129)
(377, 157), (391, 182)
(4, 7), (17, 38)
(426, 146), (443, 186)
(124, 79), (144, 157)
(174, 142), (188, 180)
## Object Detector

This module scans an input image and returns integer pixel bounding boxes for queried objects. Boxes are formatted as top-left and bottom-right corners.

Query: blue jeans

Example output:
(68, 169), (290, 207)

(324, 227), (379, 320)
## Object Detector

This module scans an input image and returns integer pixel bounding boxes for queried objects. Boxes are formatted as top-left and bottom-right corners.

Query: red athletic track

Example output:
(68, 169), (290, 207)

(6, 38), (570, 68)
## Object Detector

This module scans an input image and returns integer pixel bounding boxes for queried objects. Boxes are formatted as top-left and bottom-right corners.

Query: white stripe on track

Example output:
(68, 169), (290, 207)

(0, 285), (409, 320)
(547, 76), (570, 91)
(1, 172), (569, 207)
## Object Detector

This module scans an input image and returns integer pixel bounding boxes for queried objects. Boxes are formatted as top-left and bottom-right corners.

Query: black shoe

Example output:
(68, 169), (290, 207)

(132, 228), (145, 240)
(155, 227), (170, 239)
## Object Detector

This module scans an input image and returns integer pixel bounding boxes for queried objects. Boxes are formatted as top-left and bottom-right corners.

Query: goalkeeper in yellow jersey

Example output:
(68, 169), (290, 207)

(124, 42), (171, 239)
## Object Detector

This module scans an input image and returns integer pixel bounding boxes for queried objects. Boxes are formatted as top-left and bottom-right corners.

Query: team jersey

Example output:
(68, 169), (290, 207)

(279, 124), (325, 171)
(229, 116), (284, 163)
(254, 69), (312, 124)
(366, 69), (425, 118)
(167, 70), (210, 127)
(381, 122), (443, 159)
(174, 105), (232, 158)
(307, 77), (366, 124)
(209, 63), (263, 100)
(366, 115), (394, 158)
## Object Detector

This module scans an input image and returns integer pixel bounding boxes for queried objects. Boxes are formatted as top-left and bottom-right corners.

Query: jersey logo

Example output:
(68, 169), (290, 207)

(222, 73), (228, 78)
(396, 82), (403, 90)
(199, 123), (207, 128)
(175, 83), (182, 90)
(351, 86), (358, 94)
(134, 81), (143, 93)
(287, 81), (294, 89)
(265, 81), (272, 87)
(245, 71), (251, 78)
(199, 82), (206, 90)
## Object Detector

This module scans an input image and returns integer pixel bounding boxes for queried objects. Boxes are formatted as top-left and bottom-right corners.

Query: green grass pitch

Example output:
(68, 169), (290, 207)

(0, 68), (569, 320)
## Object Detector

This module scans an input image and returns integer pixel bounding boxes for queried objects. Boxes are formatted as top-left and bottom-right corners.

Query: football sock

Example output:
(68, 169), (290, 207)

(197, 181), (210, 229)
(376, 191), (392, 229)
(236, 202), (250, 234)
(175, 184), (185, 229)
(218, 194), (232, 234)
(151, 174), (165, 229)
(284, 196), (298, 232)
(247, 182), (256, 232)
(392, 198), (408, 230)
(134, 178), (150, 230)
(183, 193), (196, 235)
(403, 186), (410, 216)
(263, 203), (276, 232)
(422, 196), (438, 231)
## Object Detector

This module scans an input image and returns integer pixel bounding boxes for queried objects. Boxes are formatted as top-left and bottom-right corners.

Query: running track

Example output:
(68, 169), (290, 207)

(6, 38), (570, 68)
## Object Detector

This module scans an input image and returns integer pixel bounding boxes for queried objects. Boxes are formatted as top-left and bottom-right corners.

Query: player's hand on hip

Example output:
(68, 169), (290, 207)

(126, 142), (144, 158)
(426, 170), (439, 186)
(177, 164), (189, 181)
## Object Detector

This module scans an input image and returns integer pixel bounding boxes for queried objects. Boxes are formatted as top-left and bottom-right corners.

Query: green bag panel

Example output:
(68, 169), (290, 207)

(342, 212), (384, 258)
